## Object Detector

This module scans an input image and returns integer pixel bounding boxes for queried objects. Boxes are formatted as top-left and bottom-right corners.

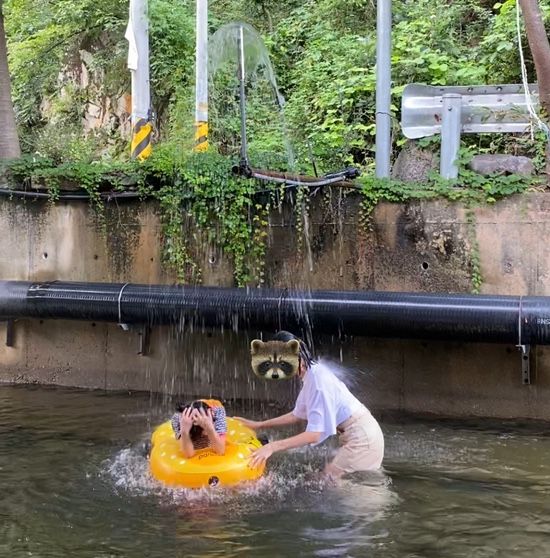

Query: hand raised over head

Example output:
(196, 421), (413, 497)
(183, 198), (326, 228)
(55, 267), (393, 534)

(179, 406), (194, 434)
(192, 406), (215, 431)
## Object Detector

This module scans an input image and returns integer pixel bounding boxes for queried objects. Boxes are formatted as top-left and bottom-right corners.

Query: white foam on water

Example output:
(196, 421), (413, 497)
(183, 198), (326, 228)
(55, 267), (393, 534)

(101, 440), (397, 527)
(102, 442), (351, 515)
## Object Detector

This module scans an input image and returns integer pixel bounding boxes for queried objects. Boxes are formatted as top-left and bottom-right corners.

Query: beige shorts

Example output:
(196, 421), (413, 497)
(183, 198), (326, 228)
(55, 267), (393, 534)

(331, 408), (384, 474)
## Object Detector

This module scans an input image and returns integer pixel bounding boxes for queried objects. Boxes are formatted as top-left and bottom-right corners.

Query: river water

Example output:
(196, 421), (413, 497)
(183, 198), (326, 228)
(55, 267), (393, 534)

(1, 384), (550, 558)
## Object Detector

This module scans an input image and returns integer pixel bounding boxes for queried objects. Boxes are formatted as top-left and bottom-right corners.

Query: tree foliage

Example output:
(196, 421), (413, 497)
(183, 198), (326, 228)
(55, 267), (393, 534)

(3, 0), (550, 169)
(3, 0), (550, 286)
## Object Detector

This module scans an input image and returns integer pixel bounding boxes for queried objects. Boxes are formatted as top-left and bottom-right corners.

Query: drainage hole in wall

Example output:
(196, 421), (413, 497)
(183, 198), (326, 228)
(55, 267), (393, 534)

(421, 261), (429, 271)
(93, 254), (99, 260)
(42, 252), (48, 260)
(91, 322), (96, 327)
(150, 257), (154, 262)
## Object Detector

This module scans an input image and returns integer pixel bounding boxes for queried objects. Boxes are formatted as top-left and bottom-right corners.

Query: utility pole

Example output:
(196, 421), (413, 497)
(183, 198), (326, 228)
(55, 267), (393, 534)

(237, 25), (248, 168)
(0, 0), (21, 159)
(375, 0), (392, 178)
(194, 0), (208, 151)
(126, 0), (152, 160)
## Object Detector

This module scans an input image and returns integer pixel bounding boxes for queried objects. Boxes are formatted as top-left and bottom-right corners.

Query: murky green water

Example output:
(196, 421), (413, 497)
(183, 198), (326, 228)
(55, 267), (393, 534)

(2, 384), (550, 558)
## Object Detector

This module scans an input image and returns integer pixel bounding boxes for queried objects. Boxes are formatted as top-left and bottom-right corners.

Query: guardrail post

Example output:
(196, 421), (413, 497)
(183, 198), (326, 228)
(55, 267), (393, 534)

(440, 93), (462, 180)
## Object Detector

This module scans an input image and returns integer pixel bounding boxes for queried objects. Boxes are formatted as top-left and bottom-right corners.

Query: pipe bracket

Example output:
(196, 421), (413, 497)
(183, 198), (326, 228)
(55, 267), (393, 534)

(5, 319), (14, 347)
(517, 344), (531, 385)
(138, 326), (151, 356)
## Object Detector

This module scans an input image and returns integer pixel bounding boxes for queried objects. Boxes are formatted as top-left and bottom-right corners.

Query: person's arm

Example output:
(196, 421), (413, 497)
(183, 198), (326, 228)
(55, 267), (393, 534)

(204, 426), (226, 455)
(248, 430), (322, 468)
(234, 412), (304, 430)
(179, 407), (195, 458)
(194, 407), (226, 455)
(180, 431), (195, 458)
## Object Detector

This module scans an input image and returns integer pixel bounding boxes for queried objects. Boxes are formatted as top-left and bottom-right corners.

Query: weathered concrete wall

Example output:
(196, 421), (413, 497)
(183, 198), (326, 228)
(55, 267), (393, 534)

(1, 192), (550, 419)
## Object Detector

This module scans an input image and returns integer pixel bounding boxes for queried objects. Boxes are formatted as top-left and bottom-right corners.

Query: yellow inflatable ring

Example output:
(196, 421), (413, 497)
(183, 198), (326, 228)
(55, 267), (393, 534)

(149, 417), (265, 488)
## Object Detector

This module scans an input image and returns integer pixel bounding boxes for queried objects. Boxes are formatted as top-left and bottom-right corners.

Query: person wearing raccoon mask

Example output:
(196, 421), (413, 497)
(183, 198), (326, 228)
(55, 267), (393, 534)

(250, 337), (302, 380)
(236, 331), (384, 478)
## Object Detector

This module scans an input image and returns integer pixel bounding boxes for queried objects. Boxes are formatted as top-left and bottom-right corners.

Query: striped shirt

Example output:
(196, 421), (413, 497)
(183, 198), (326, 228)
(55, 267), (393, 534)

(171, 405), (227, 450)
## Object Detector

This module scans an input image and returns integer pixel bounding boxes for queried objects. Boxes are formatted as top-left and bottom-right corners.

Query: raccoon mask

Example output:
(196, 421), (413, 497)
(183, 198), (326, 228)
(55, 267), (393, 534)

(250, 339), (300, 380)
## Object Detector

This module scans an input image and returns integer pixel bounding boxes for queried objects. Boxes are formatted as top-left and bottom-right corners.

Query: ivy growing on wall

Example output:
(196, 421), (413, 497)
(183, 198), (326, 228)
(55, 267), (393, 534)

(141, 151), (269, 286)
(2, 143), (541, 292)
(358, 147), (540, 292)
(0, 150), (270, 287)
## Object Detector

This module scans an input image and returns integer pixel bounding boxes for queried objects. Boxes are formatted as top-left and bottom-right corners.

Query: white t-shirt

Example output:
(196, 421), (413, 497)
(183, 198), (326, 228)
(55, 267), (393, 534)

(292, 361), (364, 445)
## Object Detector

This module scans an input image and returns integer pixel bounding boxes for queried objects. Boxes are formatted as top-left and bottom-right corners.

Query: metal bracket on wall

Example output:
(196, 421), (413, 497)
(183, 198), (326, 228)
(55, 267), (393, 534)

(518, 344), (531, 385)
(138, 326), (151, 356)
(118, 323), (151, 356)
(5, 320), (15, 347)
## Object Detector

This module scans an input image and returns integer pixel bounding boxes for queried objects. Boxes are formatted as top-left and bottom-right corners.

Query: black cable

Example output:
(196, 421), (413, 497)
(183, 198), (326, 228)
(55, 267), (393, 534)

(0, 187), (142, 201)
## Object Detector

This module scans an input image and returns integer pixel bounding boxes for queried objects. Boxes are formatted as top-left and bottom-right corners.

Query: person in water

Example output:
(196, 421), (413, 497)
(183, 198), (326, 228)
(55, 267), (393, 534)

(171, 399), (227, 458)
(236, 331), (384, 478)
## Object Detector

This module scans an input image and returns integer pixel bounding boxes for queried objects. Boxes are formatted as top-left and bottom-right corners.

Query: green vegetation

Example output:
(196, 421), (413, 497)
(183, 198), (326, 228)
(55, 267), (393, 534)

(0, 148), (269, 286)
(148, 150), (269, 286)
(2, 0), (550, 287)
(358, 147), (541, 292)
(4, 0), (549, 168)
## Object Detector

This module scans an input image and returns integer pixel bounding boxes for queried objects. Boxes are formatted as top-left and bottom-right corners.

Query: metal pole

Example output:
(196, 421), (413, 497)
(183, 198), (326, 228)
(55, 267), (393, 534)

(194, 0), (208, 151)
(440, 93), (462, 180)
(126, 0), (152, 160)
(375, 0), (392, 178)
(238, 25), (249, 169)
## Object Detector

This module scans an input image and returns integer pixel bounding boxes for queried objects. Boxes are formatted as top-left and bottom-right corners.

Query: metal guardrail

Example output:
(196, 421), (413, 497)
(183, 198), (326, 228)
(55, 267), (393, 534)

(401, 84), (539, 179)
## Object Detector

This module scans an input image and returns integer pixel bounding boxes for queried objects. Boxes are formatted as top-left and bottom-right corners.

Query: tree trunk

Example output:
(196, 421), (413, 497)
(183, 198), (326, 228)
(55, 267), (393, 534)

(0, 0), (21, 160)
(519, 0), (550, 115)
(518, 0), (550, 180)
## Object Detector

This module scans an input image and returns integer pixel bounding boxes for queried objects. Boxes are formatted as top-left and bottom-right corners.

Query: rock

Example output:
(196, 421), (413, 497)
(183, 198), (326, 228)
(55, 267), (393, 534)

(392, 140), (438, 183)
(468, 154), (534, 176)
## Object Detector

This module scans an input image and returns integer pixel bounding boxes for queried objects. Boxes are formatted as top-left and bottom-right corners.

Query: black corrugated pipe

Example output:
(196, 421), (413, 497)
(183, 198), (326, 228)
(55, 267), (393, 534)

(1, 280), (550, 345)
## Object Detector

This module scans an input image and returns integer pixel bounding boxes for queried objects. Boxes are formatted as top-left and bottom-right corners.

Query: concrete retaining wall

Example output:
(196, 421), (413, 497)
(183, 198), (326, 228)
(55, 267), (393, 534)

(1, 192), (550, 419)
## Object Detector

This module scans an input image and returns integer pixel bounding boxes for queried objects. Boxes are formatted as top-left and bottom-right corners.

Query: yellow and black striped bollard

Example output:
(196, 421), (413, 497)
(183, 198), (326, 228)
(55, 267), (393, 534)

(131, 118), (152, 161)
(194, 121), (208, 152)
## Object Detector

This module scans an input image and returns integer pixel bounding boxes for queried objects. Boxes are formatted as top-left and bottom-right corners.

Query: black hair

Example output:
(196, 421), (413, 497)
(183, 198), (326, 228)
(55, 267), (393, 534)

(175, 400), (211, 441)
(175, 399), (211, 413)
(271, 330), (315, 368)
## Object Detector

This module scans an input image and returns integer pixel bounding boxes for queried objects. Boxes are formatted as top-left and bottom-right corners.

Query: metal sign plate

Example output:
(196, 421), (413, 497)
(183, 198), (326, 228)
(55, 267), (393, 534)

(401, 83), (539, 139)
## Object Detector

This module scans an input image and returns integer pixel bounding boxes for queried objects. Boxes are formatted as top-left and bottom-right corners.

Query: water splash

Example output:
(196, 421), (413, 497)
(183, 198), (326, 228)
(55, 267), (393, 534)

(104, 443), (322, 510)
(316, 357), (376, 391)
(210, 22), (285, 109)
(209, 22), (295, 170)
(102, 437), (394, 517)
